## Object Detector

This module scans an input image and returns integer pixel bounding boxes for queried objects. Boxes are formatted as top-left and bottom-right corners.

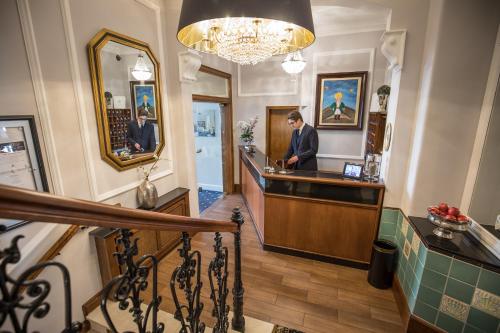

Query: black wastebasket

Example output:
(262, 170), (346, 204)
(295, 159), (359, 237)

(367, 239), (398, 289)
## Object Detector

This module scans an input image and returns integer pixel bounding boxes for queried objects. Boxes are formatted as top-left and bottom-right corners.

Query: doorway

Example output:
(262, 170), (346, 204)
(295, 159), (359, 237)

(193, 102), (224, 212)
(266, 106), (299, 162)
(192, 66), (234, 213)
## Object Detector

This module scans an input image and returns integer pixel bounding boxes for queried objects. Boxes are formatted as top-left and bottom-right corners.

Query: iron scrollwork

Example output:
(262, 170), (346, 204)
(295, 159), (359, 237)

(170, 232), (205, 333)
(0, 235), (82, 333)
(231, 208), (245, 332)
(100, 229), (164, 333)
(208, 232), (229, 333)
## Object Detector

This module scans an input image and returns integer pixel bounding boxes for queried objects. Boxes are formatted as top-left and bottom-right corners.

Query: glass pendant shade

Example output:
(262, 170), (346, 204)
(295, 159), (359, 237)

(177, 0), (315, 65)
(131, 54), (152, 80)
(282, 51), (306, 74)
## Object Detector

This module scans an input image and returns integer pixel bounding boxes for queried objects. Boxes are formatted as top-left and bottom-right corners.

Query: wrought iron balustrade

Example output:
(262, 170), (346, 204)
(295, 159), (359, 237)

(0, 185), (245, 333)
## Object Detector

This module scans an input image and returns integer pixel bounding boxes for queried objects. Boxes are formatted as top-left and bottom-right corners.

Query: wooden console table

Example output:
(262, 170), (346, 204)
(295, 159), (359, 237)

(90, 188), (189, 285)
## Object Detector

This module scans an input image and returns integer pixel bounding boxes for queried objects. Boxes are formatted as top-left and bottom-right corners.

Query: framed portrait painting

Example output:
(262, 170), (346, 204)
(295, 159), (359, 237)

(314, 72), (367, 130)
(130, 80), (157, 121)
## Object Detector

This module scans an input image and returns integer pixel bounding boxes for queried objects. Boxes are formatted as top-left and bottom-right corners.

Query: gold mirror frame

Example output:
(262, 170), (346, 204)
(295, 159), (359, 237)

(87, 29), (165, 171)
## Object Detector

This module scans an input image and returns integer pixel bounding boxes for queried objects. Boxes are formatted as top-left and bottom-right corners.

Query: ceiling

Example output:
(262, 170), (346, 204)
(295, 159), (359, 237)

(311, 1), (390, 37)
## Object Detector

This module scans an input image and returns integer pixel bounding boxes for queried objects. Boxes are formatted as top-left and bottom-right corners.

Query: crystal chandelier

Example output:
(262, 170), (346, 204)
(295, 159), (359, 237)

(131, 54), (152, 81)
(177, 0), (315, 66)
(282, 51), (307, 74)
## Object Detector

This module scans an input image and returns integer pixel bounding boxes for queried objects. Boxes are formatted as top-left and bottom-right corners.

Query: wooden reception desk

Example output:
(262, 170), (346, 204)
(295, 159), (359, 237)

(239, 147), (385, 268)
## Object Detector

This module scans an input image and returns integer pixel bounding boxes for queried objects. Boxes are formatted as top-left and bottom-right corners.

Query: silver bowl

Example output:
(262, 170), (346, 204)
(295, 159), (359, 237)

(427, 213), (470, 239)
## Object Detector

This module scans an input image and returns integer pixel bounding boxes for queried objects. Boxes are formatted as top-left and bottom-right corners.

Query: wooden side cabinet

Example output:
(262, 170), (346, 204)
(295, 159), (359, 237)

(90, 188), (190, 286)
(365, 112), (387, 155)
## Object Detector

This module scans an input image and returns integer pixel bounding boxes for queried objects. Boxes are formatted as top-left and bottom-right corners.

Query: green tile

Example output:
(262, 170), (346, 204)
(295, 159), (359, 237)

(397, 212), (403, 227)
(415, 259), (425, 281)
(417, 284), (443, 308)
(477, 268), (500, 296)
(436, 312), (464, 333)
(381, 209), (398, 224)
(421, 268), (447, 293)
(404, 272), (412, 297)
(414, 301), (438, 324)
(417, 242), (428, 265)
(409, 251), (417, 269)
(379, 235), (396, 244)
(397, 233), (405, 248)
(445, 278), (475, 304)
(380, 222), (396, 236)
(408, 291), (417, 312)
(406, 226), (414, 241)
(467, 307), (499, 333)
(463, 324), (483, 333)
(449, 259), (480, 286)
(426, 251), (452, 275)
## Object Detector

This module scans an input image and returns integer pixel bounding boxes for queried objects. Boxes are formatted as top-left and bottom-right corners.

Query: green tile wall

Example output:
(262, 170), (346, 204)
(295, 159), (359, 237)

(379, 208), (500, 333)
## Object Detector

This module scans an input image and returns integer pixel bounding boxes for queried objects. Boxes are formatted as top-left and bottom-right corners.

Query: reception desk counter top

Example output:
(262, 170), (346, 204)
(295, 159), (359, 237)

(239, 147), (385, 268)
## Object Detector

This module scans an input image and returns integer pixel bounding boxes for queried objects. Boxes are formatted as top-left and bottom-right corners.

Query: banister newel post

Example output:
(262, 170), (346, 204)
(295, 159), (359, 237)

(231, 208), (245, 332)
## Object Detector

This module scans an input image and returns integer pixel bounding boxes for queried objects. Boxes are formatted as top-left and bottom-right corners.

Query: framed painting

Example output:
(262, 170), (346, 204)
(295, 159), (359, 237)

(314, 71), (367, 130)
(0, 116), (49, 233)
(130, 80), (157, 121)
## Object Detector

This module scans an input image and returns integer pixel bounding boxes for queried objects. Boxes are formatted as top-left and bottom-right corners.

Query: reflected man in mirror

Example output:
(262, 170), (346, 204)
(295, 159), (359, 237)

(127, 110), (156, 153)
(284, 111), (319, 171)
(138, 94), (155, 119)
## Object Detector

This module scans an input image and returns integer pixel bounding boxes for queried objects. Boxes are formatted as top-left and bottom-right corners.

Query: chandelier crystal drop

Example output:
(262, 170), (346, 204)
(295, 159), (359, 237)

(131, 54), (152, 81)
(281, 51), (306, 74)
(203, 18), (294, 65)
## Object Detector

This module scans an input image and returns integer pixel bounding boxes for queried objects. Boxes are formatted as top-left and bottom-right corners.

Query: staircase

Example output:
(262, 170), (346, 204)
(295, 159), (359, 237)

(0, 185), (264, 333)
(86, 302), (275, 333)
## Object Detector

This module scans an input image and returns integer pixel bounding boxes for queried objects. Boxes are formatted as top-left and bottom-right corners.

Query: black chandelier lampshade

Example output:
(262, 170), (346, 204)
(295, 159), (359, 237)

(177, 0), (315, 64)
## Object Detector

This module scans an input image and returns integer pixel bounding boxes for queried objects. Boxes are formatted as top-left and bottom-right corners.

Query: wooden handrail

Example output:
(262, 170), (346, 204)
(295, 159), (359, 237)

(0, 185), (238, 233)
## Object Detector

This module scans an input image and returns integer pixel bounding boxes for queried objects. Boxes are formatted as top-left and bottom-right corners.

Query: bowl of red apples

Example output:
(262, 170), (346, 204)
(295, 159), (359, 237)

(427, 203), (471, 239)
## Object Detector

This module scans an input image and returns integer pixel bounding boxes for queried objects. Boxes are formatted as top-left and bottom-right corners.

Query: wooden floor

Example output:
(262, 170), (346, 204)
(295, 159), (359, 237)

(150, 194), (404, 333)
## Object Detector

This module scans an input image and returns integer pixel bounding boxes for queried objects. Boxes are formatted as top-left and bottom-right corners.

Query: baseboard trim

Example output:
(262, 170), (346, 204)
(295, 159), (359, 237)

(263, 244), (369, 270)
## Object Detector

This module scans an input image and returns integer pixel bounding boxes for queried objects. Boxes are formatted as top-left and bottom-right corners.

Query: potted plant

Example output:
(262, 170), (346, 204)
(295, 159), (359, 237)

(377, 85), (391, 112)
(237, 116), (258, 152)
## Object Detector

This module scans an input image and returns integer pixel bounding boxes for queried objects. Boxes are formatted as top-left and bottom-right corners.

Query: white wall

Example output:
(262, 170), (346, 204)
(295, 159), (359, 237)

(194, 102), (223, 192)
(401, 0), (500, 216)
(0, 0), (189, 330)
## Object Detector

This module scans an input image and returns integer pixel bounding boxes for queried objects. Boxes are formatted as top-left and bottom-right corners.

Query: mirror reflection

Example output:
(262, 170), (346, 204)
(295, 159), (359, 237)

(88, 30), (164, 170)
(101, 41), (158, 159)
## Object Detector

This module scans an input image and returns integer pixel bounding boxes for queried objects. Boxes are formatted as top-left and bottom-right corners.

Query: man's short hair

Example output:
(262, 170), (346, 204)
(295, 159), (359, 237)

(138, 110), (148, 117)
(287, 110), (303, 122)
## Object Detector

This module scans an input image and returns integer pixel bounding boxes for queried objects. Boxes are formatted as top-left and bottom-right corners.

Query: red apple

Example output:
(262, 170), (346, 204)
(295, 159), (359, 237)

(457, 215), (469, 223)
(439, 203), (449, 212)
(447, 207), (460, 217)
(445, 215), (457, 221)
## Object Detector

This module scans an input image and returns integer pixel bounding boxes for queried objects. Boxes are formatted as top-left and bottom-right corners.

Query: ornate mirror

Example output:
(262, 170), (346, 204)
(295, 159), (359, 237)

(88, 29), (164, 171)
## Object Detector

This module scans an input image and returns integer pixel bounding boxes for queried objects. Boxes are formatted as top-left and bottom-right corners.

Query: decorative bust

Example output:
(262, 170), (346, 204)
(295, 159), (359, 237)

(377, 85), (391, 113)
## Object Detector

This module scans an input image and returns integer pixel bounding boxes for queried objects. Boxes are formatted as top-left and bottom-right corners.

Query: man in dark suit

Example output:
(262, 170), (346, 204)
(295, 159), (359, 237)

(284, 111), (319, 171)
(127, 110), (156, 153)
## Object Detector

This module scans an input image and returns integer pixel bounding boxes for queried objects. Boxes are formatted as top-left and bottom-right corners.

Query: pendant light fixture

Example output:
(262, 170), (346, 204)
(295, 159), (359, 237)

(177, 0), (315, 66)
(282, 51), (307, 74)
(131, 54), (152, 81)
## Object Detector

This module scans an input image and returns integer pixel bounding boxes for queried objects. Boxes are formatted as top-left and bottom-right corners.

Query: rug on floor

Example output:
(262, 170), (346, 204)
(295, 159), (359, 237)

(198, 189), (223, 213)
(272, 325), (304, 333)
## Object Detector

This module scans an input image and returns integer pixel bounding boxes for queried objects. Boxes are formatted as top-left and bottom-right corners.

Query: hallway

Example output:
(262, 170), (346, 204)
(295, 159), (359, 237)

(153, 194), (405, 333)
